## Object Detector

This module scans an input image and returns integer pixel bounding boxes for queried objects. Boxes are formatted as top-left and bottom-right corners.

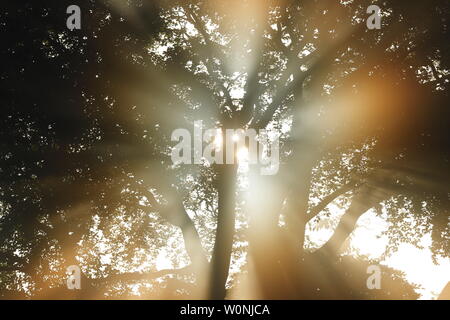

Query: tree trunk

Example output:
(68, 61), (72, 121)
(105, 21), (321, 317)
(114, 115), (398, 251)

(208, 164), (238, 299)
(246, 169), (304, 299)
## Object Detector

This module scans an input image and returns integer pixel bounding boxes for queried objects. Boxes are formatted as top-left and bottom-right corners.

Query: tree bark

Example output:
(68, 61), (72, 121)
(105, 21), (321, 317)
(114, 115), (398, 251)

(208, 164), (238, 299)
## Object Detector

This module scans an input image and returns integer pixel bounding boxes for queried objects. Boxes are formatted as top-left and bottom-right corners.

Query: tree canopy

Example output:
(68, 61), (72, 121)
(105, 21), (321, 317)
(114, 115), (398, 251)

(0, 0), (448, 299)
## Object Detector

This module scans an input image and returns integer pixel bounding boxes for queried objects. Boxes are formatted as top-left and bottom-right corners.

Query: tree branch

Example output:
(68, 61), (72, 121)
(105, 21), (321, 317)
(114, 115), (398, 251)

(98, 265), (193, 284)
(307, 180), (361, 223)
(313, 184), (391, 257)
(254, 23), (367, 130)
(139, 187), (208, 271)
(183, 6), (235, 112)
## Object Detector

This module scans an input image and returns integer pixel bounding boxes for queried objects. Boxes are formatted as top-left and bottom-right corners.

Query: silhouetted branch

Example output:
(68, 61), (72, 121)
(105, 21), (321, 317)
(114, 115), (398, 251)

(255, 23), (367, 130)
(313, 185), (392, 257)
(307, 180), (362, 223)
(183, 5), (235, 112)
(98, 265), (193, 284)
(138, 187), (208, 270)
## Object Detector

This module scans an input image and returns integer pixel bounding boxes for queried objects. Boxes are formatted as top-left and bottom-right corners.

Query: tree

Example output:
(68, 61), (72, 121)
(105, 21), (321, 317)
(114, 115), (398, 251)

(0, 0), (448, 299)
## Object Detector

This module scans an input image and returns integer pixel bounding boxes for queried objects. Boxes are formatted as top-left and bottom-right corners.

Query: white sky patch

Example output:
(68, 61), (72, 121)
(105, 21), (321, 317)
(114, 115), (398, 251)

(230, 87), (245, 99)
(100, 253), (113, 265)
(384, 240), (450, 299)
(155, 249), (174, 271)
(228, 72), (246, 100)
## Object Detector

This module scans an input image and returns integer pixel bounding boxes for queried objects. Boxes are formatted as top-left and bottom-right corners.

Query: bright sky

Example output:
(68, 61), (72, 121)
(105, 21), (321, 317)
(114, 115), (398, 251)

(352, 211), (450, 300)
(307, 207), (450, 299)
